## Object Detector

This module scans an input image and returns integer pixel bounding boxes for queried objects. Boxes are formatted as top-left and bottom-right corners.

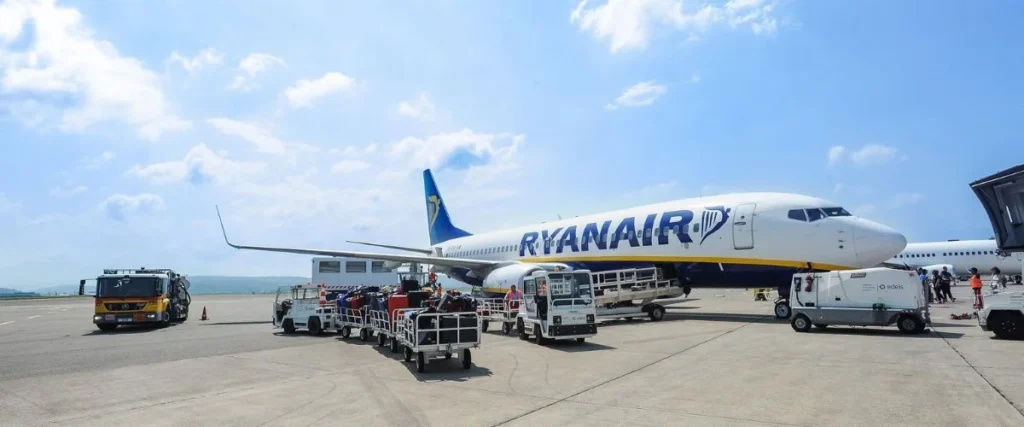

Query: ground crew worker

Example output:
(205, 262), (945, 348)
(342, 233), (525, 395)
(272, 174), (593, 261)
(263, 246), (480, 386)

(504, 284), (521, 307)
(970, 268), (984, 309)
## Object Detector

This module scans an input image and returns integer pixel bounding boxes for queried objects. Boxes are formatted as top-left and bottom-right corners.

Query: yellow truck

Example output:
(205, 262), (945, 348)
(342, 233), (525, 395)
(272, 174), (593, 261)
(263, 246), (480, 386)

(79, 268), (192, 331)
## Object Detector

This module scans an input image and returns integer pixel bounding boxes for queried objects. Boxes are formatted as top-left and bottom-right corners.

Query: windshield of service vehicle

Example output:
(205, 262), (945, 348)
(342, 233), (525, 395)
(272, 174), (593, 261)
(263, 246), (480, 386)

(546, 272), (593, 303)
(96, 277), (163, 298)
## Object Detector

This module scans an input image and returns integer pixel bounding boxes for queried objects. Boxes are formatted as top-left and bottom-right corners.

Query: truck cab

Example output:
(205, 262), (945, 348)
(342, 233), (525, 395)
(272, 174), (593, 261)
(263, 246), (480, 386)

(82, 268), (191, 331)
(516, 269), (598, 344)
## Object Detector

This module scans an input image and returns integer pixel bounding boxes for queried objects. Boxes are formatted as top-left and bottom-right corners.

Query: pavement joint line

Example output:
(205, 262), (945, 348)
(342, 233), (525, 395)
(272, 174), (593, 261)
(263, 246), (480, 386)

(27, 315), (39, 320)
(564, 398), (812, 427)
(489, 322), (750, 427)
(0, 321), (14, 326)
(934, 325), (1024, 419)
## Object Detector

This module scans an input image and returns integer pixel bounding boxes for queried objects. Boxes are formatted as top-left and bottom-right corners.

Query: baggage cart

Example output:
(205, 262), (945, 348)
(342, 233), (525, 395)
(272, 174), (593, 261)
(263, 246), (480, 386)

(477, 298), (519, 335)
(395, 309), (480, 373)
(337, 307), (373, 341)
(368, 308), (418, 353)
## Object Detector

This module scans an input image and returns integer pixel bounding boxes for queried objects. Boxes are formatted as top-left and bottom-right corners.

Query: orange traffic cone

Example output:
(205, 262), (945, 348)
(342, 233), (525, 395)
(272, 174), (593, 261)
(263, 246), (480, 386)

(201, 306), (208, 321)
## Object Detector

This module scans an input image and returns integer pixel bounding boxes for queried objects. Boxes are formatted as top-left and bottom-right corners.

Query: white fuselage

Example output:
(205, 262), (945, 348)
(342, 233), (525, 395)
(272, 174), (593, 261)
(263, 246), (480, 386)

(888, 240), (1024, 276)
(430, 192), (906, 292)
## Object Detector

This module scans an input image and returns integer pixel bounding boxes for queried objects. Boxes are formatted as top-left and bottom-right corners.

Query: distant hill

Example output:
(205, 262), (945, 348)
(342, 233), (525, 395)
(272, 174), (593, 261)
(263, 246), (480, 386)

(19, 274), (473, 296)
(31, 276), (309, 295)
(0, 287), (21, 294)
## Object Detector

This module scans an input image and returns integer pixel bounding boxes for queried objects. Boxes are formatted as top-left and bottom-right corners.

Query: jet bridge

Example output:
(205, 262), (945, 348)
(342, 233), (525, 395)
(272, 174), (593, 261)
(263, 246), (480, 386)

(971, 163), (1024, 253)
(591, 267), (684, 322)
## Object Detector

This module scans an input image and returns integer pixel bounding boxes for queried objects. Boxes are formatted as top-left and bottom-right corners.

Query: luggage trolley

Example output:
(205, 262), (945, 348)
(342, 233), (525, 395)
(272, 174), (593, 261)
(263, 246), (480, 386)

(337, 307), (373, 341)
(395, 309), (481, 373)
(477, 298), (519, 335)
(368, 308), (417, 353)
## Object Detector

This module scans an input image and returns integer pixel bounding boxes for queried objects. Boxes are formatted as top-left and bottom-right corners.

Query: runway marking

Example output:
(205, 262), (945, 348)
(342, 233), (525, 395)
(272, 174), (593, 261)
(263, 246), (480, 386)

(27, 315), (40, 319)
(0, 321), (14, 326)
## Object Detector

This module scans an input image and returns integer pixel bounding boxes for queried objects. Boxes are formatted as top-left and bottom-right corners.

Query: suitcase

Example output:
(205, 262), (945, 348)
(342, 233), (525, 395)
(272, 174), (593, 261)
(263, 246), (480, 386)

(439, 316), (459, 343)
(349, 296), (363, 311)
(407, 291), (431, 309)
(388, 294), (409, 321)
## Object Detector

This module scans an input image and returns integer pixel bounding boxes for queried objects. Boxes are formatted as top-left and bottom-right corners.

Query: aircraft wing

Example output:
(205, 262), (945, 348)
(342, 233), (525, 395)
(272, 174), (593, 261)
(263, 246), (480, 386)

(216, 207), (498, 271)
(345, 240), (434, 255)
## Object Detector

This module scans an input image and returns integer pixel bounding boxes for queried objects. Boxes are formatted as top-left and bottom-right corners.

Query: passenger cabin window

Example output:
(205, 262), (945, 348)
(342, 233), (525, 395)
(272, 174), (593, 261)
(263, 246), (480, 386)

(345, 261), (367, 273)
(806, 209), (824, 222)
(318, 261), (341, 273)
(788, 209), (807, 221)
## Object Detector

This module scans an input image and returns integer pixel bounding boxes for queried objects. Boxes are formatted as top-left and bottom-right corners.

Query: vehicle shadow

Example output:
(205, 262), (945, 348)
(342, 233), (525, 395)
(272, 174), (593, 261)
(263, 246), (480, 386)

(803, 326), (965, 339)
(542, 340), (616, 353)
(82, 323), (177, 336)
(599, 310), (782, 328)
(367, 340), (495, 381)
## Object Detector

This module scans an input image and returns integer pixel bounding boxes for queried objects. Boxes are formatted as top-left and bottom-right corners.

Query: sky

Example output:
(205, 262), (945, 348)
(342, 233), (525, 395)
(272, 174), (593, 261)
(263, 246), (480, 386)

(1, 0), (1022, 289)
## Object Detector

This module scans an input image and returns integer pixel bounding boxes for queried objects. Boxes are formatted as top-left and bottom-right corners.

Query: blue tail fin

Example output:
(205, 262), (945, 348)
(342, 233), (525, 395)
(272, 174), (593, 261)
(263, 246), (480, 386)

(423, 169), (472, 246)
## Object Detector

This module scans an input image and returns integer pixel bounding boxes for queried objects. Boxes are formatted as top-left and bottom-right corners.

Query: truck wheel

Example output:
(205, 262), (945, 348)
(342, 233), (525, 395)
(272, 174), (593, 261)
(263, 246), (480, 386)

(517, 319), (528, 341)
(462, 349), (472, 369)
(390, 337), (399, 353)
(897, 314), (923, 334)
(481, 320), (489, 333)
(97, 324), (117, 332)
(991, 312), (1024, 339)
(648, 305), (665, 321)
(308, 317), (322, 335)
(282, 319), (295, 334)
(376, 333), (385, 346)
(814, 324), (828, 329)
(774, 302), (791, 319)
(359, 328), (369, 341)
(534, 328), (547, 346)
(502, 322), (511, 335)
(416, 352), (426, 373)
(404, 347), (412, 362)
(576, 337), (585, 344)
(791, 314), (811, 332)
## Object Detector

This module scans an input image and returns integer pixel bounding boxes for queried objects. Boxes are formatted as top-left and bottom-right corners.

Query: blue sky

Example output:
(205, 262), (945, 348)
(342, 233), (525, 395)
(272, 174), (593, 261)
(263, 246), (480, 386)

(1, 0), (1022, 289)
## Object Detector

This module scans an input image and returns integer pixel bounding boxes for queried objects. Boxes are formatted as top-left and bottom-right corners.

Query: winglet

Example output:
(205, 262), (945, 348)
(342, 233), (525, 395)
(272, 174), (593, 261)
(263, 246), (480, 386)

(215, 205), (239, 249)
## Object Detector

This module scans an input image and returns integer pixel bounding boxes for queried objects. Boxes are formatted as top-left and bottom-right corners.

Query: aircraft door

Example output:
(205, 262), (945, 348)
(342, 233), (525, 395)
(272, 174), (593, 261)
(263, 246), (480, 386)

(732, 203), (756, 250)
(523, 278), (537, 319)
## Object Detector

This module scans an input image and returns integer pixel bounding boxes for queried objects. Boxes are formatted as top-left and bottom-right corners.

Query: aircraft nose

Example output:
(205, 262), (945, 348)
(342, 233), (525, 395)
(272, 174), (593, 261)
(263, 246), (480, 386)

(853, 219), (907, 268)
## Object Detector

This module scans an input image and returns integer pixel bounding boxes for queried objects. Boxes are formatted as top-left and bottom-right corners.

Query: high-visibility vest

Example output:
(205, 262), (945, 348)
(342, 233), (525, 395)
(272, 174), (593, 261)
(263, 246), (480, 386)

(505, 290), (520, 301)
(970, 276), (983, 289)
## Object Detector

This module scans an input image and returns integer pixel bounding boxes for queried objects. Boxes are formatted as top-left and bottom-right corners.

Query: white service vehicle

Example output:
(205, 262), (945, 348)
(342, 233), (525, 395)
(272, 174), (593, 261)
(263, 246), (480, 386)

(977, 291), (1024, 339)
(272, 284), (347, 336)
(788, 267), (929, 335)
(516, 269), (598, 344)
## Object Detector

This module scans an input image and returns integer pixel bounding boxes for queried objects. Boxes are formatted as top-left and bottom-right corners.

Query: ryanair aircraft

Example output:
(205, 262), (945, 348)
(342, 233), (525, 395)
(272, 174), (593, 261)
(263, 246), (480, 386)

(217, 169), (906, 312)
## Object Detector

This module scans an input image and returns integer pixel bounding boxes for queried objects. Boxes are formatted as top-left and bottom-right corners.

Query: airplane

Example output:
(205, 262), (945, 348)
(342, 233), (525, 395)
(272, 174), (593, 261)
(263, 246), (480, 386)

(216, 169), (907, 319)
(888, 239), (1024, 284)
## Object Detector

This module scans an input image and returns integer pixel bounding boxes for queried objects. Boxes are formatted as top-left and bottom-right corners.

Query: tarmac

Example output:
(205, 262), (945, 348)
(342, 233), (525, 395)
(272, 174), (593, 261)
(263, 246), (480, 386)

(1, 286), (1023, 427)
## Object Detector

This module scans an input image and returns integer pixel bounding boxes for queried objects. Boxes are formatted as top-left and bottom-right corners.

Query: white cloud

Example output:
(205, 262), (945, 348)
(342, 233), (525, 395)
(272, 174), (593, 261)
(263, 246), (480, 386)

(229, 173), (396, 220)
(397, 93), (438, 121)
(0, 0), (191, 140)
(390, 129), (525, 186)
(227, 53), (286, 91)
(330, 143), (378, 156)
(689, 73), (701, 84)
(49, 185), (87, 198)
(284, 72), (355, 108)
(833, 183), (843, 193)
(166, 47), (223, 74)
(83, 151), (116, 170)
(850, 144), (898, 166)
(207, 118), (318, 160)
(101, 193), (165, 221)
(570, 0), (779, 53)
(127, 143), (265, 185)
(331, 159), (371, 174)
(0, 193), (18, 213)
(827, 145), (846, 167)
(605, 81), (667, 110)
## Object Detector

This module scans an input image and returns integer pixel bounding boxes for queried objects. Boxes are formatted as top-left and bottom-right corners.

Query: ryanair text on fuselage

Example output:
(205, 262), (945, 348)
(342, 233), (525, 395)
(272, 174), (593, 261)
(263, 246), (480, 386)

(519, 206), (732, 257)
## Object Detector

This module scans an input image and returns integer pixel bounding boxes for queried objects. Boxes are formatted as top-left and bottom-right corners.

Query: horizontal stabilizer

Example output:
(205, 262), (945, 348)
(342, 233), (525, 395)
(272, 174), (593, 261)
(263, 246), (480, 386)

(346, 240), (434, 255)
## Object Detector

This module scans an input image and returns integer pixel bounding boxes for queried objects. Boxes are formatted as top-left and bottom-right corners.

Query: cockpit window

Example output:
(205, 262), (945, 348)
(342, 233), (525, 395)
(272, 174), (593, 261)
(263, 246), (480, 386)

(821, 207), (851, 217)
(787, 209), (807, 221)
(806, 209), (825, 222)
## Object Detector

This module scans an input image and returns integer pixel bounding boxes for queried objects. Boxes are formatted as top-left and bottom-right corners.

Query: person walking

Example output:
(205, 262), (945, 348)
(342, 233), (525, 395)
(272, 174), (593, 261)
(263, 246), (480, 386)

(931, 270), (944, 304)
(970, 268), (984, 309)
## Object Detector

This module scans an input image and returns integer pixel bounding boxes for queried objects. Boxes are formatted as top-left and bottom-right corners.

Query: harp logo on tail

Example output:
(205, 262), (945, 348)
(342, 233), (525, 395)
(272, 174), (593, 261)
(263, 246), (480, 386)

(700, 206), (731, 245)
(427, 195), (441, 229)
